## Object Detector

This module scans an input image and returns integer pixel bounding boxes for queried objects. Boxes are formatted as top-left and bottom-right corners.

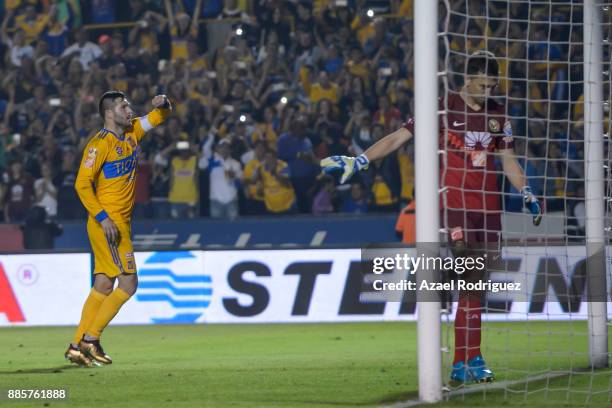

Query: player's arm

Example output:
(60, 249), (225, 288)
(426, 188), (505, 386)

(364, 127), (413, 162)
(500, 148), (542, 226)
(163, 0), (175, 26)
(74, 139), (120, 244)
(132, 95), (172, 141)
(191, 0), (202, 36)
(320, 127), (413, 184)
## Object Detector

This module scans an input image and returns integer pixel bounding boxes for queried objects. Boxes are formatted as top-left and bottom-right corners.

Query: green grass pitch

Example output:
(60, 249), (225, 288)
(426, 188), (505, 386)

(0, 321), (610, 407)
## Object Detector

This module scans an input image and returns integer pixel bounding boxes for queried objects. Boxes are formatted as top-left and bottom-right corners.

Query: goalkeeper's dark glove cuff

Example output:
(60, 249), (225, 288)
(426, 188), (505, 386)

(522, 186), (542, 226)
(160, 96), (172, 110)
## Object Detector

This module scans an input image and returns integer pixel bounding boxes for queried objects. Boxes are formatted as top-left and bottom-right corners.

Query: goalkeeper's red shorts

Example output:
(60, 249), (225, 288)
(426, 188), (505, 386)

(443, 209), (501, 250)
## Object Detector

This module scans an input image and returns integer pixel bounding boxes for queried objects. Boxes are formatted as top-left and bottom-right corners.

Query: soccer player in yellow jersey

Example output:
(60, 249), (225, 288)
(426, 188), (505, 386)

(64, 91), (172, 367)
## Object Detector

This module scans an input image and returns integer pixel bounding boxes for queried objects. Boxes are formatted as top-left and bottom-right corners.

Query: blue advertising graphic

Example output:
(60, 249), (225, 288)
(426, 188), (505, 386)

(55, 215), (399, 250)
(135, 251), (212, 324)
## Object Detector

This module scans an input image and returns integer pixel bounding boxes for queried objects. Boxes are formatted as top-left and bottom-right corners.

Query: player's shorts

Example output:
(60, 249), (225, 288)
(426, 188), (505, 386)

(87, 217), (136, 278)
(443, 209), (501, 251)
(442, 209), (502, 289)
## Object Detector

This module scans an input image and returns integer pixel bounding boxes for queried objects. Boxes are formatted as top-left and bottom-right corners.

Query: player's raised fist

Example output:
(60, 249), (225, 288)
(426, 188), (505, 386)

(152, 95), (171, 110)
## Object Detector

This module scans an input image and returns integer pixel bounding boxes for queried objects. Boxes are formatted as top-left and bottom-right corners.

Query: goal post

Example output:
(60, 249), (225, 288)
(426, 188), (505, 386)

(583, 0), (609, 370)
(413, 0), (611, 404)
(414, 0), (442, 403)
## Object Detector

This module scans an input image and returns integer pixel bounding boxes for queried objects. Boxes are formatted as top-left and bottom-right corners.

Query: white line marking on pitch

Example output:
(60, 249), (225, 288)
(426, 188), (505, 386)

(381, 371), (570, 408)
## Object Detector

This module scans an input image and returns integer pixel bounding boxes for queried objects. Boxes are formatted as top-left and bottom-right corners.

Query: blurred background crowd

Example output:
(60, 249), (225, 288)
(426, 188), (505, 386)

(0, 0), (598, 226)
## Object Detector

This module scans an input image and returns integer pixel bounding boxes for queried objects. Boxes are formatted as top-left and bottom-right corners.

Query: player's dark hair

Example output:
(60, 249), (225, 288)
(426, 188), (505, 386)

(466, 51), (499, 78)
(98, 91), (126, 118)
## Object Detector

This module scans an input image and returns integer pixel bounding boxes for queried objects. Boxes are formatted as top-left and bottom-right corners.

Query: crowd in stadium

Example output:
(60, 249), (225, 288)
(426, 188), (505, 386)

(0, 0), (589, 223)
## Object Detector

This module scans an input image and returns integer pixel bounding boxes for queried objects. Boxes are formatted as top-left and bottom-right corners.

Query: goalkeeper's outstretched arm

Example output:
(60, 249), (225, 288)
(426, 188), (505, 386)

(363, 127), (413, 162)
(320, 127), (413, 184)
(500, 148), (526, 191)
(500, 148), (542, 226)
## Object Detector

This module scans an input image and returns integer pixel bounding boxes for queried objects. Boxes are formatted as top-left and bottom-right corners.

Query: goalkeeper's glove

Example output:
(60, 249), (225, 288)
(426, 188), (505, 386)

(522, 186), (542, 226)
(320, 154), (369, 184)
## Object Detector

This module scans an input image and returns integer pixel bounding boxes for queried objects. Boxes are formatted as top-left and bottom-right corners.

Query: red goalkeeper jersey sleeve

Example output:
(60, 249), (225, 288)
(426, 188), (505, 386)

(403, 92), (514, 212)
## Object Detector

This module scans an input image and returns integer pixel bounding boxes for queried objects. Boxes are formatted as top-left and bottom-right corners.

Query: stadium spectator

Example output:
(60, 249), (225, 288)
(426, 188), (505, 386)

(395, 198), (416, 245)
(134, 152), (152, 219)
(347, 113), (373, 155)
(365, 125), (401, 212)
(259, 148), (296, 214)
(44, 7), (69, 57)
(397, 143), (414, 205)
(372, 95), (402, 134)
(128, 10), (166, 55)
(312, 174), (336, 216)
(253, 106), (279, 150)
(164, 0), (201, 61)
(150, 160), (171, 219)
(242, 139), (266, 215)
(34, 161), (57, 219)
(155, 139), (202, 219)
(277, 112), (319, 213)
(14, 5), (50, 44)
(2, 25), (35, 67)
(199, 137), (242, 220)
(56, 148), (84, 220)
(312, 98), (343, 158)
(309, 71), (340, 105)
(95, 34), (119, 69)
(4, 160), (34, 223)
(218, 0), (250, 20)
(339, 180), (369, 214)
(0, 0), (587, 228)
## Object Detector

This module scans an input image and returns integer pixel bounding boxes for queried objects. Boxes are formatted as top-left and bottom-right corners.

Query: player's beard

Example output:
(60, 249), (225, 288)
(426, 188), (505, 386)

(113, 113), (132, 130)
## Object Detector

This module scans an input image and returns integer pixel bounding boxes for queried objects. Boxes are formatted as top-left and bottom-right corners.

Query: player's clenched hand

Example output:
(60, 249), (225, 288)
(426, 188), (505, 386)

(152, 94), (171, 110)
(320, 154), (369, 184)
(101, 218), (121, 246)
(522, 186), (542, 226)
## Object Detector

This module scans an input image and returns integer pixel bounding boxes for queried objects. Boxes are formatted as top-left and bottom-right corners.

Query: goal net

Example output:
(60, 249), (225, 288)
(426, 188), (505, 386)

(429, 0), (612, 404)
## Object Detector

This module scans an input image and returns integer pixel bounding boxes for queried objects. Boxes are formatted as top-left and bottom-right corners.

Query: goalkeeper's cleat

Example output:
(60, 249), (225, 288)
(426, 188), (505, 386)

(521, 186), (542, 226)
(320, 154), (369, 184)
(466, 355), (494, 383)
(79, 338), (113, 365)
(450, 361), (469, 383)
(64, 344), (94, 367)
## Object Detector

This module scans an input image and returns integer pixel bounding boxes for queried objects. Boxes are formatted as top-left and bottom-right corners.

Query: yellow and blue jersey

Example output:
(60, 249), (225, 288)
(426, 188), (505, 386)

(75, 108), (170, 224)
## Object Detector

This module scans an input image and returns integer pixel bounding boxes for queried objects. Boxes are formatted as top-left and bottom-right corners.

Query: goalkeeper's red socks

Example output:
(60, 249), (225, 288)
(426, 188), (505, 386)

(453, 297), (482, 364)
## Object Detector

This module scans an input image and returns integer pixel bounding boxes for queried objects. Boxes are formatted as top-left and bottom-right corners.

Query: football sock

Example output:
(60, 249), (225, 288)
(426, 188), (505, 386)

(87, 288), (131, 338)
(453, 297), (482, 364)
(72, 288), (108, 345)
(465, 298), (482, 361)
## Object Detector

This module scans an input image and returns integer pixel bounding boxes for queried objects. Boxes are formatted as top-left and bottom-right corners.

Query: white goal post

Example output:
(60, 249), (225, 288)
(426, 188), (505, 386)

(415, 0), (610, 403)
(583, 0), (609, 371)
(414, 0), (442, 403)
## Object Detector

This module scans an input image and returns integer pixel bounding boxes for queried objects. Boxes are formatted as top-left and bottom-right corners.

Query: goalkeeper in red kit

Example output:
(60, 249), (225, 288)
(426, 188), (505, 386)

(321, 51), (542, 383)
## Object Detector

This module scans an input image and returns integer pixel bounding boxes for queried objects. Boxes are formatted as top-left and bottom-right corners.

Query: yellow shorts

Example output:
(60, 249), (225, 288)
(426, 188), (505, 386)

(87, 217), (136, 277)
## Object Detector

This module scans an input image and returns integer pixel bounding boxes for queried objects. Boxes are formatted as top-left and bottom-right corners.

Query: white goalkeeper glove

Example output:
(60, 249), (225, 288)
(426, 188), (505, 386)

(522, 186), (542, 226)
(320, 154), (369, 184)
